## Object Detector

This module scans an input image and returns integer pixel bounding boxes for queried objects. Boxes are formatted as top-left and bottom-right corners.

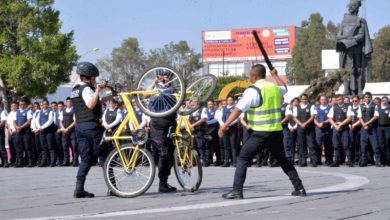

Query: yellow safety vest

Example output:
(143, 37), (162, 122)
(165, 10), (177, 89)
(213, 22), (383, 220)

(247, 80), (283, 132)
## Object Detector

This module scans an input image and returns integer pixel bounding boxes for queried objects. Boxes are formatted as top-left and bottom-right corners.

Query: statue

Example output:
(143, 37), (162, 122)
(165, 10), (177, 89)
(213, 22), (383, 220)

(336, 0), (373, 96)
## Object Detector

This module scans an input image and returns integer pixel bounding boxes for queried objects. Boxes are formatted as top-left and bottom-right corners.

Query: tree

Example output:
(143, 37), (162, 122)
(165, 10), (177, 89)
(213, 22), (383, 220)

(97, 37), (146, 91)
(286, 13), (336, 84)
(0, 0), (78, 106)
(210, 76), (246, 100)
(370, 25), (390, 82)
(147, 41), (202, 84)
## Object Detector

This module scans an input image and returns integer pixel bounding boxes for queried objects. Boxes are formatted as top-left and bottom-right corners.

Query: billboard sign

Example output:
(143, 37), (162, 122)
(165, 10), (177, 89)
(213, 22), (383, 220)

(202, 26), (296, 63)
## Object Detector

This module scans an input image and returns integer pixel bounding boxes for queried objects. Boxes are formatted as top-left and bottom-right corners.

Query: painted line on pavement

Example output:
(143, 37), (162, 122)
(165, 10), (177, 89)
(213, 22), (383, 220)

(13, 170), (370, 220)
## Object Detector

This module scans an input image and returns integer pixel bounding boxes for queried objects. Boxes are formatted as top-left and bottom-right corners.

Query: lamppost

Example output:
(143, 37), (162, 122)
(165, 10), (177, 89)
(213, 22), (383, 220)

(80, 47), (99, 58)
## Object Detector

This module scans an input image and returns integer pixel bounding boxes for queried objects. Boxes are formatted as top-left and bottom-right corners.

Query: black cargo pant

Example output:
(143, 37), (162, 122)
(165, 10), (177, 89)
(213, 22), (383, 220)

(62, 129), (78, 164)
(76, 122), (107, 183)
(15, 128), (32, 165)
(233, 130), (304, 191)
(150, 117), (176, 183)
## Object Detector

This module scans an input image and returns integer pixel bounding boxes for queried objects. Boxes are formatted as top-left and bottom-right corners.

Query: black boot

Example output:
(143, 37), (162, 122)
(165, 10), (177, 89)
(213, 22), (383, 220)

(159, 182), (177, 193)
(221, 161), (230, 167)
(222, 189), (243, 199)
(60, 160), (71, 167)
(291, 188), (307, 196)
(73, 181), (94, 198)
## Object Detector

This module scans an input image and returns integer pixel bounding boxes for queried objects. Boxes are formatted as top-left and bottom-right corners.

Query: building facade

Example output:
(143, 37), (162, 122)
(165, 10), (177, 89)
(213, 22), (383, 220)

(202, 26), (299, 79)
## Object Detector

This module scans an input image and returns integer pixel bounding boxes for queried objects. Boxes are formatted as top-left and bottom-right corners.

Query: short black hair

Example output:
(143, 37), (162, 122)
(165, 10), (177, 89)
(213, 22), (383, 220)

(251, 64), (266, 79)
(33, 102), (39, 105)
(42, 99), (49, 104)
(58, 101), (64, 105)
(364, 92), (372, 98)
(227, 95), (234, 100)
(300, 94), (308, 99)
(66, 97), (71, 101)
(51, 101), (57, 105)
(335, 94), (343, 99)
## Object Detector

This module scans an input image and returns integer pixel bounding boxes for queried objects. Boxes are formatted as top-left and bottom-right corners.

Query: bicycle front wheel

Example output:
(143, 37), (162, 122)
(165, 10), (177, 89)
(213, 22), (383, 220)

(103, 144), (156, 198)
(135, 66), (186, 118)
(173, 148), (202, 192)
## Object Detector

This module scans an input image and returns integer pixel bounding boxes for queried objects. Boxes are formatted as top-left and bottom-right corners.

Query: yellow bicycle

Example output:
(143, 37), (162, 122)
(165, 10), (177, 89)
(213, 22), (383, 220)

(103, 67), (216, 196)
(172, 74), (217, 192)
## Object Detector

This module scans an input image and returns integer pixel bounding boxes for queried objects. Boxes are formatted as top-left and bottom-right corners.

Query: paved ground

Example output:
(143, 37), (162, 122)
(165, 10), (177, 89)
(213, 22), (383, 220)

(0, 165), (389, 220)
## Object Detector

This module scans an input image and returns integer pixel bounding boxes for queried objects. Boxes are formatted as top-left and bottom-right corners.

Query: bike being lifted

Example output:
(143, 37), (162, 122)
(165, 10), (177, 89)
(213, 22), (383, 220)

(102, 67), (216, 197)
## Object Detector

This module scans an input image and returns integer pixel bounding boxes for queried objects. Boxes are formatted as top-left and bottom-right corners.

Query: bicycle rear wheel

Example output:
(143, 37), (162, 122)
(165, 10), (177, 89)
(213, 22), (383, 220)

(103, 144), (155, 198)
(135, 66), (186, 118)
(173, 148), (202, 192)
(179, 74), (217, 116)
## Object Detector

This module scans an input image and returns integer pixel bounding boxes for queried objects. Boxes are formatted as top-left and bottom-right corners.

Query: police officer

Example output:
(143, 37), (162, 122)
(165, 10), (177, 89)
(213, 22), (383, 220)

(52, 101), (64, 166)
(0, 102), (9, 168)
(286, 98), (299, 164)
(202, 101), (220, 160)
(280, 96), (290, 164)
(6, 102), (18, 166)
(36, 100), (56, 167)
(377, 96), (390, 165)
(13, 100), (33, 167)
(71, 62), (106, 198)
(59, 97), (78, 166)
(349, 96), (362, 163)
(102, 99), (122, 136)
(30, 102), (41, 166)
(218, 96), (239, 167)
(293, 94), (318, 167)
(147, 69), (178, 193)
(219, 64), (305, 199)
(328, 95), (353, 167)
(188, 98), (209, 166)
(313, 95), (332, 166)
(358, 92), (383, 167)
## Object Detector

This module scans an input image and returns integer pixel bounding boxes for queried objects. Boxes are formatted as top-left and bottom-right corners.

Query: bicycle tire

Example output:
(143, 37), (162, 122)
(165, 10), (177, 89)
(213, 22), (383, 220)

(135, 66), (186, 118)
(173, 148), (202, 192)
(179, 74), (217, 116)
(103, 144), (156, 198)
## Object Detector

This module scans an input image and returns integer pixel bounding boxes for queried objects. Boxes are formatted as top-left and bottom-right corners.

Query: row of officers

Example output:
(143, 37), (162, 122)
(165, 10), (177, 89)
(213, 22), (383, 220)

(1, 91), (390, 169)
(185, 91), (390, 168)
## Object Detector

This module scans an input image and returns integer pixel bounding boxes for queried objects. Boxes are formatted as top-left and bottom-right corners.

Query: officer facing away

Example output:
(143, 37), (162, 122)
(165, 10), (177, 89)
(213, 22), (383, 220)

(219, 64), (306, 199)
(71, 62), (105, 198)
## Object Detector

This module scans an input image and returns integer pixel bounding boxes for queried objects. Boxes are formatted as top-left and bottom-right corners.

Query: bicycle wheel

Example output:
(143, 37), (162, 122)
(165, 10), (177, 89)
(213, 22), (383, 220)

(103, 144), (156, 198)
(179, 74), (217, 116)
(135, 66), (186, 118)
(173, 148), (202, 192)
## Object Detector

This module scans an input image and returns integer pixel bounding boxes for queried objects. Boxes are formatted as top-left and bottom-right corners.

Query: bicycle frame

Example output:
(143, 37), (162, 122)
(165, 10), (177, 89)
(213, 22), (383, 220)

(173, 114), (195, 170)
(105, 90), (157, 172)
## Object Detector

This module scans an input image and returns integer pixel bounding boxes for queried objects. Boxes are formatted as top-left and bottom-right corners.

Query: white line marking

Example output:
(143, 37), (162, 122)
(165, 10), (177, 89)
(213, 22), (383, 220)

(13, 170), (370, 220)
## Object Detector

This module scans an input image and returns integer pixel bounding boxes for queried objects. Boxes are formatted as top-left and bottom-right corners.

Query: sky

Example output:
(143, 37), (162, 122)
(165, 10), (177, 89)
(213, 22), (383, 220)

(53, 0), (390, 64)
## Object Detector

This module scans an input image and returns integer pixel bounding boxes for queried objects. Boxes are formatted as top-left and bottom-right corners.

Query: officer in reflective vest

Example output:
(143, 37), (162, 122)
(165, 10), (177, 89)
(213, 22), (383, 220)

(36, 99), (56, 167)
(377, 96), (390, 165)
(59, 97), (78, 167)
(358, 92), (383, 167)
(328, 95), (353, 167)
(219, 64), (305, 199)
(312, 96), (332, 166)
(13, 100), (33, 167)
(71, 62), (105, 198)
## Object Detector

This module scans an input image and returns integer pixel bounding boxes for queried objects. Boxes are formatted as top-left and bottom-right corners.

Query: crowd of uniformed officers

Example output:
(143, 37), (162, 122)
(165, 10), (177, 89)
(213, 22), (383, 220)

(1, 91), (389, 169)
(185, 91), (390, 168)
